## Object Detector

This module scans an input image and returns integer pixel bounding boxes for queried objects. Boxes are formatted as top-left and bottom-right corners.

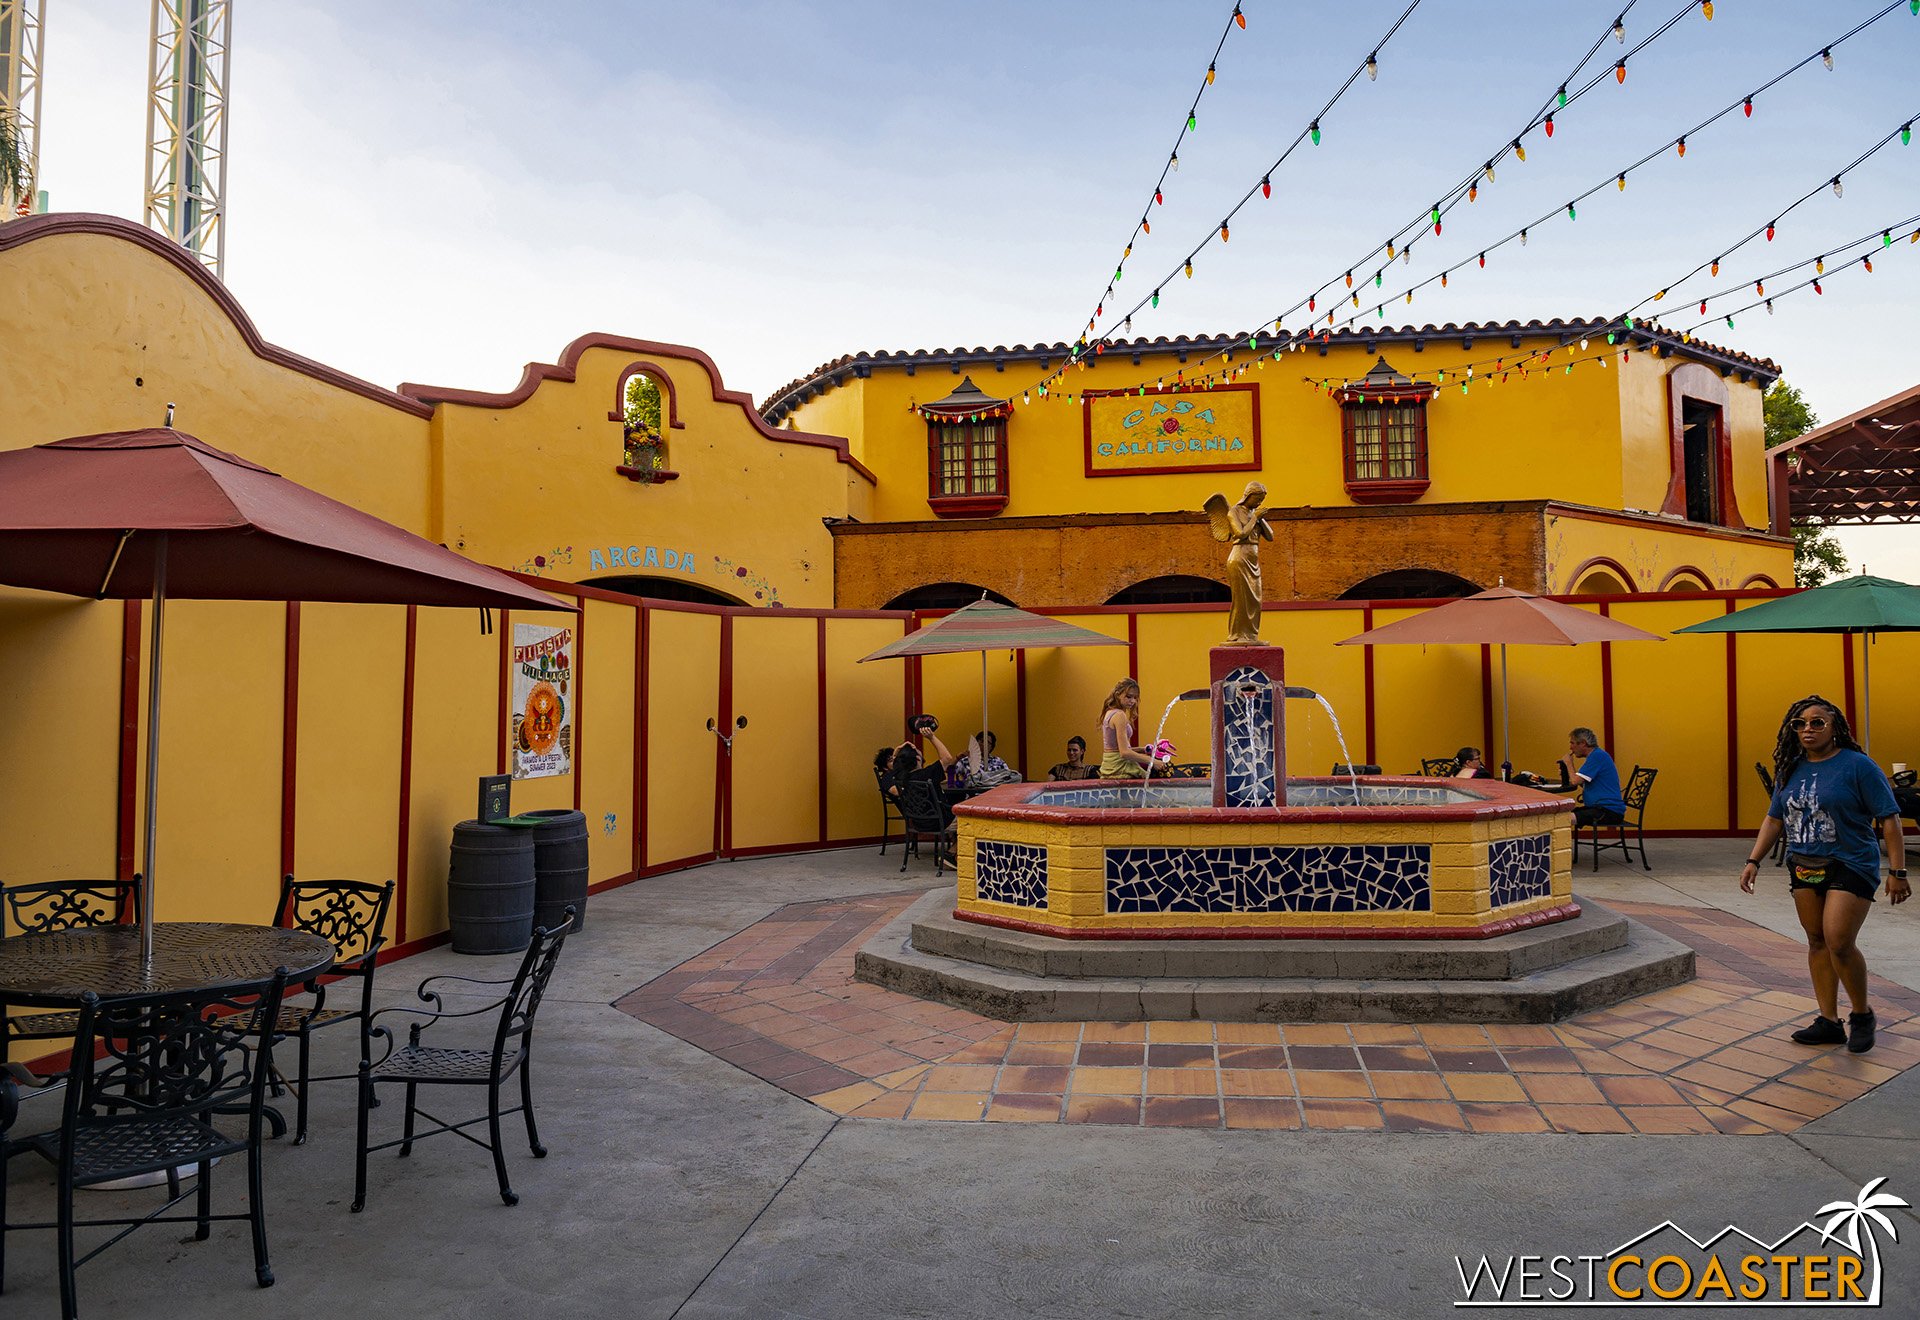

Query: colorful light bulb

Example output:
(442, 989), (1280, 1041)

(1831, 177), (1843, 198)
(1617, 174), (1627, 191)
(1152, 289), (1160, 307)
(1615, 60), (1627, 84)
(1676, 138), (1686, 158)
(1345, 271), (1354, 288)
(1702, 1), (1713, 18)
(1545, 115), (1554, 137)
(1614, 14), (1626, 42)
(1142, 218), (1151, 234)
(1234, 5), (1245, 28)
(1520, 228), (1529, 246)
(1568, 202), (1577, 220)
(1514, 140), (1526, 163)
(1822, 48), (1833, 70)
(1816, 257), (1824, 273)
(1478, 252), (1486, 268)
(1711, 259), (1720, 275)
(1884, 230), (1894, 248)
(1310, 120), (1321, 146)
(1220, 222), (1229, 242)
(1154, 188), (1163, 206)
(1261, 176), (1271, 198)
(1206, 63), (1216, 85)
(1557, 85), (1568, 108)
(1468, 182), (1478, 203)
(1187, 114), (1196, 131)
(1904, 123), (1913, 146)
(1813, 279), (1823, 294)
(1484, 162), (1495, 184)
(1744, 97), (1753, 117)
(1366, 52), (1378, 81)
(1766, 222), (1775, 241)
(1184, 260), (1193, 279)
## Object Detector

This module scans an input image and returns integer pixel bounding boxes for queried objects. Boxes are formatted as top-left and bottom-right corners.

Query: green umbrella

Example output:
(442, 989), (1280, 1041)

(1673, 574), (1920, 753)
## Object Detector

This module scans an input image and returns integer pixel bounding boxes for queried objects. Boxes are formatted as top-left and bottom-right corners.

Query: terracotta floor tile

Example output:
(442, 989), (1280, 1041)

(1418, 1025), (1494, 1047)
(945, 1039), (1014, 1065)
(1220, 1068), (1295, 1098)
(923, 1064), (999, 1093)
(1146, 1068), (1220, 1097)
(1445, 1072), (1527, 1103)
(1485, 1025), (1561, 1048)
(1656, 1017), (1752, 1047)
(1300, 1098), (1384, 1130)
(1223, 1098), (1302, 1129)
(1746, 1082), (1841, 1119)
(810, 1035), (880, 1066)
(1080, 1022), (1149, 1043)
(1004, 1042), (1077, 1067)
(1606, 1041), (1699, 1073)
(1700, 1105), (1774, 1135)
(1672, 1080), (1738, 1107)
(1146, 1021), (1216, 1044)
(1773, 1066), (1879, 1102)
(998, 1066), (1072, 1094)
(1625, 1106), (1720, 1134)
(1725, 1097), (1809, 1133)
(1500, 1047), (1582, 1073)
(1671, 1061), (1762, 1096)
(986, 1093), (1065, 1123)
(1146, 1044), (1216, 1069)
(1517, 1073), (1606, 1106)
(1804, 1053), (1902, 1083)
(1538, 1103), (1634, 1134)
(874, 1064), (930, 1089)
(1064, 1094), (1141, 1126)
(1597, 1075), (1687, 1106)
(1014, 1022), (1082, 1042)
(1143, 1097), (1223, 1127)
(1293, 1070), (1372, 1099)
(1429, 1048), (1508, 1073)
(811, 1081), (884, 1114)
(1214, 1023), (1285, 1045)
(1381, 1100), (1468, 1132)
(1073, 1066), (1146, 1095)
(842, 1048), (925, 1078)
(1704, 1045), (1797, 1079)
(848, 1090), (915, 1119)
(1567, 1049), (1649, 1075)
(1282, 1024), (1355, 1046)
(1349, 1023), (1422, 1044)
(1369, 1072), (1451, 1101)
(1077, 1043), (1146, 1068)
(1357, 1045), (1434, 1071)
(908, 1091), (987, 1121)
(1461, 1102), (1552, 1133)
(1288, 1045), (1363, 1072)
(1217, 1045), (1290, 1070)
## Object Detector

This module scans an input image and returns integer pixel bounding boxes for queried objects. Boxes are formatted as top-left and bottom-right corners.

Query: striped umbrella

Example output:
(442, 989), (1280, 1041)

(860, 600), (1126, 761)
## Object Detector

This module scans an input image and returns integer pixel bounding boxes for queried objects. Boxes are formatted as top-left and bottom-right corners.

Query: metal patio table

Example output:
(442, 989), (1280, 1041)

(0, 922), (334, 1007)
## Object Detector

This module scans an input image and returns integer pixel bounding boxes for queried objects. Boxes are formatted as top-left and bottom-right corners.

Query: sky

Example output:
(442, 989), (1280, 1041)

(31, 0), (1920, 573)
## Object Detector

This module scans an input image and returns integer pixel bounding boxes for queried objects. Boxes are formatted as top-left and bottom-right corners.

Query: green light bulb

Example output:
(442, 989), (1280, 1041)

(1310, 122), (1321, 146)
(1188, 113), (1197, 131)
(1152, 290), (1160, 308)
(1557, 86), (1568, 108)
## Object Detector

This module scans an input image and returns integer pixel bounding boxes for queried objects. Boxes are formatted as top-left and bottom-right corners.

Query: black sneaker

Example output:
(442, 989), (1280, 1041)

(1847, 1010), (1877, 1054)
(1790, 1015), (1847, 1045)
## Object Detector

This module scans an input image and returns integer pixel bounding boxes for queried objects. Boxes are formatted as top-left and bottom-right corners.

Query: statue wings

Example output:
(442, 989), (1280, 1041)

(1204, 493), (1234, 543)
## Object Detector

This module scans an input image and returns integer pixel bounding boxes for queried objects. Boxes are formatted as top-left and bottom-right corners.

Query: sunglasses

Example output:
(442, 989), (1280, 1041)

(1790, 717), (1831, 731)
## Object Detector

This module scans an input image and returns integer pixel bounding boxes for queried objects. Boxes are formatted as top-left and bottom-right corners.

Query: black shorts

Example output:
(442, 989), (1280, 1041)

(1573, 805), (1624, 827)
(1788, 858), (1879, 902)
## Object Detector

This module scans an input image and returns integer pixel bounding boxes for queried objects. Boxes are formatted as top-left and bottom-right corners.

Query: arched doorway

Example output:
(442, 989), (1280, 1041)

(1105, 575), (1231, 606)
(590, 575), (745, 606)
(884, 583), (1015, 610)
(1338, 569), (1482, 601)
(1572, 569), (1630, 596)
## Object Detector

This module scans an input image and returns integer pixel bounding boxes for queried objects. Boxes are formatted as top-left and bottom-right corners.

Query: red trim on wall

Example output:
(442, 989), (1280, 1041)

(396, 607), (419, 943)
(496, 612), (512, 776)
(281, 603), (301, 879)
(1015, 650), (1029, 779)
(1656, 565), (1714, 593)
(1561, 555), (1638, 594)
(1841, 634), (1858, 733)
(717, 613), (735, 857)
(634, 605), (649, 877)
(816, 617), (829, 844)
(1361, 606), (1377, 766)
(606, 360), (689, 430)
(1479, 645), (1495, 764)
(1127, 612), (1140, 682)
(1080, 382), (1264, 479)
(1598, 601), (1616, 757)
(571, 606), (585, 813)
(902, 614), (919, 739)
(1660, 362), (1742, 527)
(1737, 573), (1782, 589)
(1724, 600), (1740, 832)
(118, 601), (142, 881)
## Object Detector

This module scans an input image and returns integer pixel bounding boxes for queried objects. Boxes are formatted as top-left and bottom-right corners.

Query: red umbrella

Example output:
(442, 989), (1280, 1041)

(1336, 586), (1662, 772)
(0, 427), (572, 961)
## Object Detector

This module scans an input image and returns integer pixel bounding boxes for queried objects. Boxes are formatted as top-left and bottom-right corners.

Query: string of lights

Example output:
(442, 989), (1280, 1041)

(1061, 1), (1252, 355)
(1064, 0), (1425, 363)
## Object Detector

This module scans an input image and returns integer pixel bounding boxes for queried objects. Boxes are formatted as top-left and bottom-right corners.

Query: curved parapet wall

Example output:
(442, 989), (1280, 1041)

(952, 778), (1575, 939)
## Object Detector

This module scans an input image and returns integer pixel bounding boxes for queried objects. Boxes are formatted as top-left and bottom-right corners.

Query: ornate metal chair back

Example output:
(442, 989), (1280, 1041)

(497, 911), (574, 1055)
(898, 777), (948, 833)
(273, 877), (394, 971)
(1, 877), (141, 936)
(1624, 766), (1659, 814)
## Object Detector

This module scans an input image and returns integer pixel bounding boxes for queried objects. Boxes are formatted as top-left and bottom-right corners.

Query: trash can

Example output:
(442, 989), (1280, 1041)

(526, 808), (590, 934)
(447, 820), (536, 954)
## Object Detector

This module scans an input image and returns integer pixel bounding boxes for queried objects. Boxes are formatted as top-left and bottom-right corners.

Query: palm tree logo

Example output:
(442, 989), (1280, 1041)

(1816, 1176), (1909, 1302)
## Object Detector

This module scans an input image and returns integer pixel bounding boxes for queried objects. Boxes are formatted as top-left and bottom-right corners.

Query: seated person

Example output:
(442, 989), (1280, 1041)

(879, 717), (955, 801)
(1521, 727), (1624, 825)
(1452, 746), (1495, 780)
(1047, 736), (1096, 781)
(950, 730), (1020, 787)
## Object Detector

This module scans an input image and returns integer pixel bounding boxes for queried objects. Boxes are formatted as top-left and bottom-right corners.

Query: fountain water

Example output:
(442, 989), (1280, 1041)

(1142, 689), (1210, 786)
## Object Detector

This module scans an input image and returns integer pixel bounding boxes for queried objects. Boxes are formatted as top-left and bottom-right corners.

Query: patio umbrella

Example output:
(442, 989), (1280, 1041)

(858, 599), (1126, 763)
(1673, 573), (1920, 754)
(0, 427), (573, 963)
(1336, 585), (1663, 773)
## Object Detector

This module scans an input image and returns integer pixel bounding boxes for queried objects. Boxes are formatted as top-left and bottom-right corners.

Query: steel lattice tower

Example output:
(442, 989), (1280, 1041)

(145, 0), (230, 276)
(0, 0), (45, 220)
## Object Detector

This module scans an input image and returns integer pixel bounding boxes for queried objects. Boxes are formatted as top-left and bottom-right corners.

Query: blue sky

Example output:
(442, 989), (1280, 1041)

(38, 1), (1920, 566)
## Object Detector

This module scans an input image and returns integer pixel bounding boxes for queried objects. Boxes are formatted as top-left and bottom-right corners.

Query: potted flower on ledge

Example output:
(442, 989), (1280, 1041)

(617, 423), (678, 483)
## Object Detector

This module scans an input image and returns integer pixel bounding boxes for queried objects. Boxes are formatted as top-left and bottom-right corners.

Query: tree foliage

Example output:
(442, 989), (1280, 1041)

(0, 109), (27, 201)
(624, 374), (663, 439)
(1762, 380), (1848, 587)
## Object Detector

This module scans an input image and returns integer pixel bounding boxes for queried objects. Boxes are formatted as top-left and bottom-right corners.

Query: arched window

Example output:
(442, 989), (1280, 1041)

(1339, 569), (1482, 600)
(621, 373), (670, 481)
(1105, 575), (1231, 606)
(1659, 567), (1712, 593)
(1573, 569), (1630, 596)
(884, 583), (1014, 611)
(590, 574), (745, 607)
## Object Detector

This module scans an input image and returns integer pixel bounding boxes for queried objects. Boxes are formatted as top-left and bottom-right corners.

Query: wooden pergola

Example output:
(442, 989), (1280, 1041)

(1771, 382), (1920, 524)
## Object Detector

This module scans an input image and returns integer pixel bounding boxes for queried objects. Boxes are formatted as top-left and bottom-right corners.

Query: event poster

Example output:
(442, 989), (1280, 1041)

(511, 622), (573, 779)
(1082, 383), (1262, 478)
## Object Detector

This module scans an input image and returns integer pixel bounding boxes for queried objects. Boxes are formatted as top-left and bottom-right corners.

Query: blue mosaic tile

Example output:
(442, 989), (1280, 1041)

(974, 839), (1049, 908)
(1489, 834), (1553, 908)
(1220, 666), (1276, 808)
(1106, 845), (1430, 914)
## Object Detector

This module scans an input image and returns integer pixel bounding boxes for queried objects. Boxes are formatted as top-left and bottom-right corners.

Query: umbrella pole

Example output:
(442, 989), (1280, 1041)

(1500, 643), (1512, 780)
(141, 534), (167, 966)
(1863, 633), (1873, 757)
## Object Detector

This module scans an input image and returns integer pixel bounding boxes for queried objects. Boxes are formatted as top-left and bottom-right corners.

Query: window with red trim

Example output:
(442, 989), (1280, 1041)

(1335, 357), (1434, 504)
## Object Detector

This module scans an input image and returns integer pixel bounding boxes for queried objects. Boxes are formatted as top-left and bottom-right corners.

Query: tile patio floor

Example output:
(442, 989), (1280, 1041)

(617, 891), (1920, 1136)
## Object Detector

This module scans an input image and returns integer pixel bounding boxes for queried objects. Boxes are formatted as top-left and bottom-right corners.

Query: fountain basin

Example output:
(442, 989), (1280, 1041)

(952, 777), (1575, 940)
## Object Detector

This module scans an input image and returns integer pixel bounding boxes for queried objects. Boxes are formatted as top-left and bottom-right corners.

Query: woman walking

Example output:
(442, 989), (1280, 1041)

(1739, 696), (1908, 1053)
(1098, 678), (1161, 779)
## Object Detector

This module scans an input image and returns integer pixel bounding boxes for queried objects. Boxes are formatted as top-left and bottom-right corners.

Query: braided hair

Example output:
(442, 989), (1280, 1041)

(1771, 695), (1864, 789)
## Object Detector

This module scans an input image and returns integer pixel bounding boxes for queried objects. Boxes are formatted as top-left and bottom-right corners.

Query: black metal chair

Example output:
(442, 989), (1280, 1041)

(1333, 764), (1383, 776)
(1578, 766), (1658, 872)
(353, 911), (574, 1212)
(1420, 758), (1456, 777)
(1, 879), (142, 1063)
(266, 876), (395, 1144)
(0, 972), (290, 1319)
(1754, 763), (1786, 866)
(875, 766), (907, 856)
(896, 778), (954, 875)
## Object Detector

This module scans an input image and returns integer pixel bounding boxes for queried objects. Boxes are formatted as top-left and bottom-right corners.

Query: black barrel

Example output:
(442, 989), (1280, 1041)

(527, 808), (590, 934)
(447, 821), (536, 954)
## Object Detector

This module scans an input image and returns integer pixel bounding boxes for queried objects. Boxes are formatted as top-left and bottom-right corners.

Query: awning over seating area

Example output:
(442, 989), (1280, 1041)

(1773, 382), (1920, 524)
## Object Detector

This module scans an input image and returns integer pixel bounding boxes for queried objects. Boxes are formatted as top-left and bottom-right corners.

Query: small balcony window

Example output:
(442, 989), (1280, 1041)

(1336, 356), (1435, 504)
(921, 376), (1010, 517)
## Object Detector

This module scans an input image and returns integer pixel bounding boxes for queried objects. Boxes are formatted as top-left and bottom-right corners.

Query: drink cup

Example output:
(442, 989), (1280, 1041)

(1894, 763), (1909, 775)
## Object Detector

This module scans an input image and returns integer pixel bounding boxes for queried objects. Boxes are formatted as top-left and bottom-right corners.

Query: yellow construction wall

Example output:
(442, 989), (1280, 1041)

(729, 615), (821, 851)
(827, 618), (914, 838)
(579, 598), (638, 882)
(1544, 508), (1790, 594)
(645, 609), (722, 867)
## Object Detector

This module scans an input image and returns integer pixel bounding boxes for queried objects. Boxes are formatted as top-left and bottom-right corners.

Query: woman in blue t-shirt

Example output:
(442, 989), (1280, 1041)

(1739, 696), (1909, 1054)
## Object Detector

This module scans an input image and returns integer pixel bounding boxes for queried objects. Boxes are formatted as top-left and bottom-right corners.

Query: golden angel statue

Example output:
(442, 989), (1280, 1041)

(1204, 482), (1272, 645)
